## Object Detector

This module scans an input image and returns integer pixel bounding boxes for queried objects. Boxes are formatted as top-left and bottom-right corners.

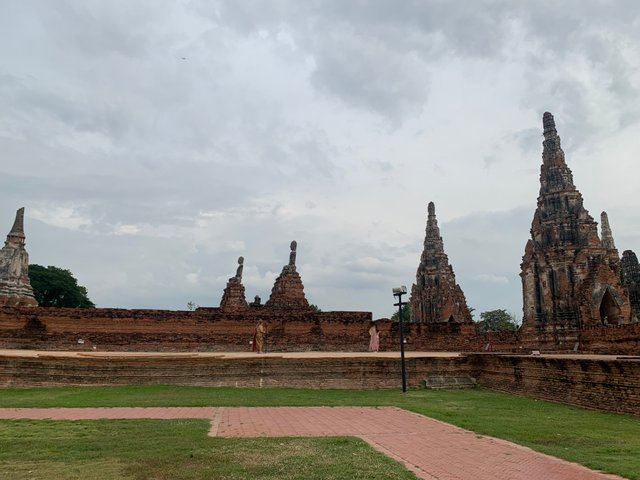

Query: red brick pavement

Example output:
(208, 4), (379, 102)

(0, 406), (626, 480)
(217, 407), (625, 480)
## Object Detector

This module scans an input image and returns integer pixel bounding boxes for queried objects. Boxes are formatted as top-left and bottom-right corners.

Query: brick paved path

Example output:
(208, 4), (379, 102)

(0, 406), (625, 480)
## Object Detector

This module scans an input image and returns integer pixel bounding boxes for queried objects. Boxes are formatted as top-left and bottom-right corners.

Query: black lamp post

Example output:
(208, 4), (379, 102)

(393, 286), (407, 393)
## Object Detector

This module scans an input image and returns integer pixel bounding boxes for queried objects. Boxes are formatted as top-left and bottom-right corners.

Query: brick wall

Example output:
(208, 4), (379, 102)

(580, 323), (640, 354)
(0, 306), (638, 355)
(0, 306), (373, 352)
(1, 350), (637, 416)
(469, 354), (640, 416)
(0, 353), (468, 389)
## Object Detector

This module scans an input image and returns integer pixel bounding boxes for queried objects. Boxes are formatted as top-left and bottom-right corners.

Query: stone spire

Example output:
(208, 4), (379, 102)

(600, 211), (616, 251)
(520, 113), (630, 329)
(219, 256), (248, 313)
(0, 208), (38, 307)
(530, 113), (598, 250)
(265, 240), (310, 309)
(621, 250), (640, 321)
(6, 207), (26, 245)
(410, 202), (472, 324)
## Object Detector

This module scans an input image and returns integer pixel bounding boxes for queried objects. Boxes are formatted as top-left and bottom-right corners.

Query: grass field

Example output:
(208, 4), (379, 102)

(1, 386), (638, 479)
(0, 419), (415, 480)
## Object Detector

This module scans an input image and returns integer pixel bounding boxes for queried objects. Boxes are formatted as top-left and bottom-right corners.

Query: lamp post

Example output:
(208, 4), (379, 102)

(393, 286), (407, 393)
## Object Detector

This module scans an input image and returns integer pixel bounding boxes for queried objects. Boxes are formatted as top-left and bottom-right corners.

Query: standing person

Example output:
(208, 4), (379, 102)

(254, 320), (266, 353)
(368, 323), (380, 352)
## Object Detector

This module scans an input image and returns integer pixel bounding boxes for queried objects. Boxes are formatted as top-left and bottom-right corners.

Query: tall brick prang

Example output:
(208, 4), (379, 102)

(621, 250), (640, 322)
(410, 202), (472, 324)
(265, 241), (310, 309)
(0, 208), (38, 307)
(520, 113), (630, 330)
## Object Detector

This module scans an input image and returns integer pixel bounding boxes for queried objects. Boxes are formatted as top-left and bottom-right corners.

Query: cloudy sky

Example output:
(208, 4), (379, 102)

(2, 1), (640, 320)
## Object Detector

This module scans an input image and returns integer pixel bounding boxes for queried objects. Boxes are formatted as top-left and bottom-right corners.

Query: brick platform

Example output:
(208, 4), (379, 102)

(1, 350), (638, 416)
(0, 406), (625, 480)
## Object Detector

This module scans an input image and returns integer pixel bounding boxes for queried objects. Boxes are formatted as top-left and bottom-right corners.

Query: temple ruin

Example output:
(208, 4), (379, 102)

(621, 250), (640, 322)
(265, 240), (310, 309)
(410, 202), (472, 324)
(0, 208), (38, 307)
(1, 112), (638, 358)
(520, 112), (631, 331)
(219, 256), (249, 312)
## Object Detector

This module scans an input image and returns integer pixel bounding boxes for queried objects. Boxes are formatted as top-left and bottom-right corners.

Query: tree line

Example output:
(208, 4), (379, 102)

(28, 265), (94, 308)
(390, 305), (519, 332)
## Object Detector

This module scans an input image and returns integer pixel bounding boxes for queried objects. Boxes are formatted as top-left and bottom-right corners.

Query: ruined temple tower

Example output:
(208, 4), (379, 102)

(410, 202), (472, 323)
(621, 250), (640, 322)
(520, 113), (630, 329)
(265, 241), (310, 309)
(0, 208), (38, 307)
(219, 256), (249, 312)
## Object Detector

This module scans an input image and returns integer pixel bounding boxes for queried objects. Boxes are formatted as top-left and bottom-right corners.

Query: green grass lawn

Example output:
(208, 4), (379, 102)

(0, 419), (415, 480)
(1, 386), (638, 479)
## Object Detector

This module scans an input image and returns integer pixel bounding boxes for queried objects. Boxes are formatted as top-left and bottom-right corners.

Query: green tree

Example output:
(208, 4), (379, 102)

(477, 309), (517, 332)
(309, 304), (322, 312)
(28, 265), (95, 308)
(391, 303), (411, 322)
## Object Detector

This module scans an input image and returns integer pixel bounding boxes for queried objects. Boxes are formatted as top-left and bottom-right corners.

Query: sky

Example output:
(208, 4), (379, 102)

(1, 1), (640, 320)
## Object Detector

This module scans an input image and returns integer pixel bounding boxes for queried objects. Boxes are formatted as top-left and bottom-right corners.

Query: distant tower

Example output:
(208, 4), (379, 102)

(219, 256), (249, 312)
(410, 202), (472, 324)
(265, 240), (310, 309)
(520, 113), (630, 329)
(0, 208), (38, 307)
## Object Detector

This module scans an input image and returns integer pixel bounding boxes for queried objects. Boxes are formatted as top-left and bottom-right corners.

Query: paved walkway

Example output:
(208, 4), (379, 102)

(0, 406), (625, 480)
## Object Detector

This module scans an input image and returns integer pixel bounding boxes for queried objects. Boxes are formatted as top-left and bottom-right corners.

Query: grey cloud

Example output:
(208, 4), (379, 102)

(440, 207), (534, 316)
(483, 155), (498, 169)
(215, 1), (640, 134)
(212, 1), (515, 121)
(509, 128), (540, 155)
(32, 1), (161, 59)
(309, 32), (429, 121)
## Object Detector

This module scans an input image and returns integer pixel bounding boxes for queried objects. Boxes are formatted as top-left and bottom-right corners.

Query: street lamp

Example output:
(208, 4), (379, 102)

(392, 285), (408, 393)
